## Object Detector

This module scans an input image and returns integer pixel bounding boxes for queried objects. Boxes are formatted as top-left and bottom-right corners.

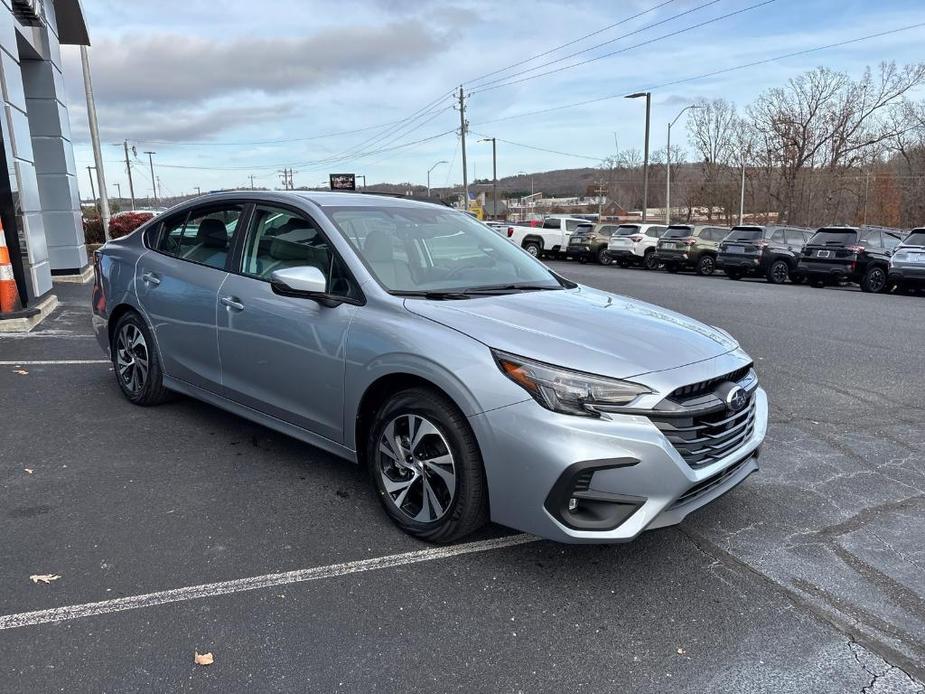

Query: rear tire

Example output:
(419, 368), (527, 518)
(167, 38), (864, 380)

(523, 242), (541, 258)
(695, 254), (716, 276)
(643, 249), (659, 271)
(367, 388), (489, 543)
(860, 266), (888, 293)
(598, 249), (613, 265)
(766, 259), (790, 285)
(111, 311), (171, 406)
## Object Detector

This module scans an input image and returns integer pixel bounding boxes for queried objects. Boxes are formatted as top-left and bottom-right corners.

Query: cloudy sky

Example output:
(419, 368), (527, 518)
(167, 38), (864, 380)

(63, 0), (925, 199)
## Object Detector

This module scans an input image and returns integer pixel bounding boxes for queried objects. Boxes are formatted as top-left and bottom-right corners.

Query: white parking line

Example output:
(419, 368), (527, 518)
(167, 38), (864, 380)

(0, 360), (110, 365)
(0, 534), (538, 631)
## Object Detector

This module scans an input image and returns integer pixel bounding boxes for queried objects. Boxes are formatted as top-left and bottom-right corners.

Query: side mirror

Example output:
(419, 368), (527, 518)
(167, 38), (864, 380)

(270, 266), (340, 307)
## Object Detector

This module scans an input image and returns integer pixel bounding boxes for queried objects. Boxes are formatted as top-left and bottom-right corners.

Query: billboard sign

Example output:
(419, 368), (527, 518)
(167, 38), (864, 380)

(329, 173), (356, 191)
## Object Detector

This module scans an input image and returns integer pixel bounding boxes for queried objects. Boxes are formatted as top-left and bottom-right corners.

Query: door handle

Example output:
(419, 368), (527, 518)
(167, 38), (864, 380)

(142, 272), (161, 286)
(220, 296), (245, 311)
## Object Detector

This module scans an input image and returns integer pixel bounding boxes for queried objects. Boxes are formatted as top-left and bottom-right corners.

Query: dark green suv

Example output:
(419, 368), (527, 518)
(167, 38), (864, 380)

(654, 224), (731, 275)
(565, 223), (617, 265)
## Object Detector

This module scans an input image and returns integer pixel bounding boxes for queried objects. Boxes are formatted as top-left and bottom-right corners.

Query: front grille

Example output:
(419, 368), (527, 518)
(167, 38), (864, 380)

(671, 452), (754, 508)
(650, 393), (757, 468)
(670, 363), (752, 399)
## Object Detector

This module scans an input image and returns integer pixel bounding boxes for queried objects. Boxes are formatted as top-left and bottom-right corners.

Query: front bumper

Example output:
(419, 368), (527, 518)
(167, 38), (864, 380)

(469, 365), (768, 543)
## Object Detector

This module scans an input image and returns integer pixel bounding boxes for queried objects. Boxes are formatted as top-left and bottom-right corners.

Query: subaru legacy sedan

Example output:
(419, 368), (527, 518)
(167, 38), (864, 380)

(92, 192), (767, 544)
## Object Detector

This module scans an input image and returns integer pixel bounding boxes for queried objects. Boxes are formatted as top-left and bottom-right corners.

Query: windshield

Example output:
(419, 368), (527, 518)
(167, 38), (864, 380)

(727, 228), (764, 241)
(663, 227), (693, 239)
(323, 205), (563, 294)
(903, 231), (925, 247)
(615, 225), (640, 236)
(808, 230), (858, 245)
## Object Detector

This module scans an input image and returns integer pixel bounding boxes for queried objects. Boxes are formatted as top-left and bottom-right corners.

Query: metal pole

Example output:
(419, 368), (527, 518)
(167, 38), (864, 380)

(114, 183), (121, 199)
(739, 160), (746, 226)
(491, 137), (497, 220)
(666, 121), (672, 225)
(80, 46), (111, 241)
(123, 141), (136, 210)
(642, 92), (650, 222)
(427, 169), (431, 198)
(863, 170), (871, 226)
(86, 166), (96, 202)
(144, 152), (158, 207)
(195, 186), (201, 196)
(458, 86), (469, 209)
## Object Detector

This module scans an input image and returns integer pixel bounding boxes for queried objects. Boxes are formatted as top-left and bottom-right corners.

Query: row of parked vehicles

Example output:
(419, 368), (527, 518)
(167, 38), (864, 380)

(500, 219), (925, 294)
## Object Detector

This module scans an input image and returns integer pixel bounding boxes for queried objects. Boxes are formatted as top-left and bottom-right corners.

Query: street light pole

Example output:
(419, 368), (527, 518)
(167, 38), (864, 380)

(625, 91), (651, 221)
(666, 104), (700, 225)
(80, 46), (111, 240)
(427, 160), (448, 198)
(357, 174), (366, 190)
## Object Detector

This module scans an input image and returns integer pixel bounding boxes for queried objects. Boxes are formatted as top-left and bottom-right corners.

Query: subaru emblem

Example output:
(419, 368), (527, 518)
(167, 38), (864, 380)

(726, 386), (748, 413)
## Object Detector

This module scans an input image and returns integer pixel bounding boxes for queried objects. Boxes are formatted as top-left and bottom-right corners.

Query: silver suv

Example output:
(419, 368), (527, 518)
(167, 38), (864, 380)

(92, 192), (767, 543)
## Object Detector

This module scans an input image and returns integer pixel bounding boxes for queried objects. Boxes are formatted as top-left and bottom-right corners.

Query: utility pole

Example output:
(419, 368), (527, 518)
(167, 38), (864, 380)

(490, 138), (497, 220)
(249, 175), (256, 190)
(156, 176), (163, 202)
(596, 181), (607, 220)
(122, 141), (136, 211)
(114, 183), (122, 199)
(81, 46), (111, 240)
(357, 175), (366, 190)
(195, 186), (201, 196)
(863, 170), (871, 226)
(458, 86), (469, 210)
(143, 151), (158, 207)
(86, 166), (97, 203)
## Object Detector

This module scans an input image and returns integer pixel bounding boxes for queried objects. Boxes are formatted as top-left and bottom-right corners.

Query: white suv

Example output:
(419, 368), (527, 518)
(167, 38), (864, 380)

(607, 223), (668, 270)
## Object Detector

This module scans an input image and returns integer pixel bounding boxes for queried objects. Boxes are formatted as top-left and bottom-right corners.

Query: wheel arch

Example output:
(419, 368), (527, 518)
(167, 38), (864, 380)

(522, 235), (544, 249)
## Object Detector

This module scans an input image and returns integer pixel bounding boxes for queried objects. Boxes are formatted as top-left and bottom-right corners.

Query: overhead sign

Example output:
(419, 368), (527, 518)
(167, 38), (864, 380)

(329, 173), (356, 191)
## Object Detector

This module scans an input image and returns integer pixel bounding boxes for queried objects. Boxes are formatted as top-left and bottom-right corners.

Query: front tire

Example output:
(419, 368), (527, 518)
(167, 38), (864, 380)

(111, 311), (171, 406)
(367, 388), (488, 543)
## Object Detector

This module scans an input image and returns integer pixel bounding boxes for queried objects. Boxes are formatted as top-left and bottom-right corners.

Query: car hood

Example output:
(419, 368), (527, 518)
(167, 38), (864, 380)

(403, 285), (739, 379)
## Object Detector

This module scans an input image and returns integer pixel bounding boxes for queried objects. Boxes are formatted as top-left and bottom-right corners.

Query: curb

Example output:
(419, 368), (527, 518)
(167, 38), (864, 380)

(0, 294), (59, 333)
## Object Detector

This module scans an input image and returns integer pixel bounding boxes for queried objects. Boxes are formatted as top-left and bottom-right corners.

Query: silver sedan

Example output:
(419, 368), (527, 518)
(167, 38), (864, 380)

(92, 191), (767, 543)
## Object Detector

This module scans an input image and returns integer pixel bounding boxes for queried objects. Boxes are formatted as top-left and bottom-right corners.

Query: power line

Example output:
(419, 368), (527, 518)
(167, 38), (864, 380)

(463, 0), (680, 88)
(468, 0), (722, 93)
(471, 21), (925, 128)
(469, 131), (604, 162)
(470, 0), (776, 96)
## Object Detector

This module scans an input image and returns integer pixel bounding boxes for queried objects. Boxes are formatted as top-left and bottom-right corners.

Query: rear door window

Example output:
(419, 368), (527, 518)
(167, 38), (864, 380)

(770, 229), (786, 243)
(785, 229), (805, 247)
(862, 231), (883, 250)
(542, 219), (561, 230)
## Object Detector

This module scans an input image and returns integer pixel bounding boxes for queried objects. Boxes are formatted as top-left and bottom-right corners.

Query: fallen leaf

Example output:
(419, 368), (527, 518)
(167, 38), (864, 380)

(30, 574), (61, 584)
(13, 369), (28, 375)
(194, 651), (214, 666)
(24, 469), (33, 474)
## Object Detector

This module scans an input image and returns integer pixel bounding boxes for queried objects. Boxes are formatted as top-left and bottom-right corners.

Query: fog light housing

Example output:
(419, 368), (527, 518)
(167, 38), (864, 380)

(545, 459), (646, 531)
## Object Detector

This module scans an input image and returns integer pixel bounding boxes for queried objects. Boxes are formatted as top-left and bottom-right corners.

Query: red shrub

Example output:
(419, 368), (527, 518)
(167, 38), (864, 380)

(110, 212), (155, 239)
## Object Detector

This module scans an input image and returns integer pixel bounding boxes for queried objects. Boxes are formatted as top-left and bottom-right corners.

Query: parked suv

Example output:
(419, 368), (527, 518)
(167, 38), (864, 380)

(565, 222), (617, 265)
(606, 223), (667, 270)
(889, 227), (925, 293)
(654, 224), (730, 275)
(799, 226), (905, 292)
(717, 225), (814, 284)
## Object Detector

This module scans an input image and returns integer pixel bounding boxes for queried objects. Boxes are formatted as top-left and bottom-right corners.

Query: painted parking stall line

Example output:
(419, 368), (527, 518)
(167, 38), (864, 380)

(0, 360), (110, 365)
(0, 534), (538, 631)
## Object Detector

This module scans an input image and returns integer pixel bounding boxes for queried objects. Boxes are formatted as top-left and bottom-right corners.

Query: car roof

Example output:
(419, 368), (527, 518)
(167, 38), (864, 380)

(189, 190), (452, 210)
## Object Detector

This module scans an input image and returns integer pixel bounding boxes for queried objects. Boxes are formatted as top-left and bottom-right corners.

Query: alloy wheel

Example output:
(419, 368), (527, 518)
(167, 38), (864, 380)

(866, 268), (886, 293)
(116, 323), (149, 395)
(771, 261), (789, 283)
(377, 414), (456, 523)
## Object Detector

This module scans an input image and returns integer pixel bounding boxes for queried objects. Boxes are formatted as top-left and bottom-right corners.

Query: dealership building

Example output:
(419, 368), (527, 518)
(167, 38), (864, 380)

(1, 0), (88, 308)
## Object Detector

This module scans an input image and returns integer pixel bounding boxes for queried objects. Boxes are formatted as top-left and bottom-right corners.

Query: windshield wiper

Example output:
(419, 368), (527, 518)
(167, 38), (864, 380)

(461, 282), (563, 294)
(392, 290), (473, 300)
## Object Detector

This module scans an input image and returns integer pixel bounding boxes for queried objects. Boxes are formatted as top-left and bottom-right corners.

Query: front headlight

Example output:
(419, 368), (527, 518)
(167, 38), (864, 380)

(492, 350), (651, 417)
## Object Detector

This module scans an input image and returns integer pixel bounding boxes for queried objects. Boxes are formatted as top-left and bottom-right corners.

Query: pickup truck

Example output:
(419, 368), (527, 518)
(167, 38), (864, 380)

(504, 217), (591, 258)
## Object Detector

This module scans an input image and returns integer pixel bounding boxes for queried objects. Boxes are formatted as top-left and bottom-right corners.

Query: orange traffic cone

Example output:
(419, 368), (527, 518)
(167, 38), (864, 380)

(0, 219), (22, 314)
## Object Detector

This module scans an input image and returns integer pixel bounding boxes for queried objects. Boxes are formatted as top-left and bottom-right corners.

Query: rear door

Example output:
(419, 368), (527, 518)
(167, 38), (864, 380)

(136, 202), (247, 393)
(216, 204), (362, 442)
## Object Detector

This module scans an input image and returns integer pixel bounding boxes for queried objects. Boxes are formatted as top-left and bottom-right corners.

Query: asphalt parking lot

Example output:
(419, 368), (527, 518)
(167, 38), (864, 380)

(1, 268), (923, 693)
